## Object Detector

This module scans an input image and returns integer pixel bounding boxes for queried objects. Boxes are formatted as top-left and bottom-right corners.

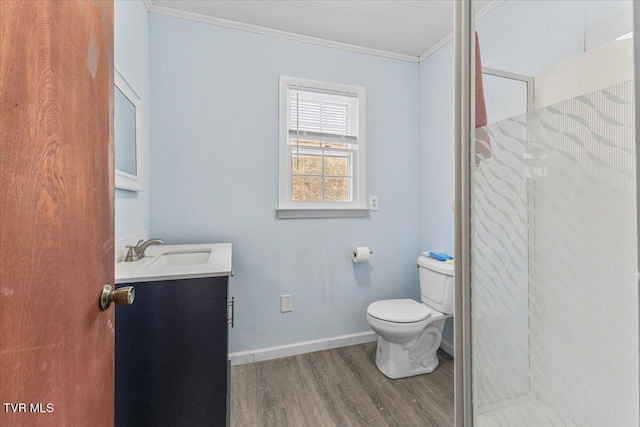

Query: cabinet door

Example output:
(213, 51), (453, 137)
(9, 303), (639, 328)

(115, 277), (229, 427)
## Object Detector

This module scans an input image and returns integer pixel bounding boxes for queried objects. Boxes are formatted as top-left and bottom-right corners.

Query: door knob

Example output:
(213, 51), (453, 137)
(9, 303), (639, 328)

(100, 285), (135, 310)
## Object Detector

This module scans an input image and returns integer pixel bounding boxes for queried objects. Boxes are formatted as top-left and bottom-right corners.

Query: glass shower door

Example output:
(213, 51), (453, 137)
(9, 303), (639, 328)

(462, 1), (639, 425)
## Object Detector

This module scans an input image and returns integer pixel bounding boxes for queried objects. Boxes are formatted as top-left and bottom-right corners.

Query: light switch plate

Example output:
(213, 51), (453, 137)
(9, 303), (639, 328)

(281, 294), (292, 312)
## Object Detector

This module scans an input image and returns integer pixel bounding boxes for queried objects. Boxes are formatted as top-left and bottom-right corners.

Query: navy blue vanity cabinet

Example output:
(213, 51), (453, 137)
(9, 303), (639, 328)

(115, 276), (231, 427)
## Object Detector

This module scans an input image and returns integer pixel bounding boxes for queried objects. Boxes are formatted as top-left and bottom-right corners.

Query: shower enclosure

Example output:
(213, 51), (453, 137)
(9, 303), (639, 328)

(454, 1), (639, 426)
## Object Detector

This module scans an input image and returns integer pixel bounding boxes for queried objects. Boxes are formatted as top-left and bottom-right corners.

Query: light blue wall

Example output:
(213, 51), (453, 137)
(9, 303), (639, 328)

(114, 0), (150, 239)
(419, 42), (456, 346)
(419, 43), (455, 257)
(418, 0), (633, 347)
(149, 14), (421, 353)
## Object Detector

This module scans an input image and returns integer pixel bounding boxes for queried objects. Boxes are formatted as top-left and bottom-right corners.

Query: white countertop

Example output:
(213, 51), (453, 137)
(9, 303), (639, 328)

(115, 243), (232, 284)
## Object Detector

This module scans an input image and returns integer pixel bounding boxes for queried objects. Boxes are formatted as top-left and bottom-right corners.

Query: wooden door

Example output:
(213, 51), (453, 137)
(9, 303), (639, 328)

(0, 2), (114, 426)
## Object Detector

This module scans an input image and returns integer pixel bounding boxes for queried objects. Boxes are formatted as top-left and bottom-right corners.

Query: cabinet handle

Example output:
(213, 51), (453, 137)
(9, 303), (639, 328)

(227, 297), (235, 328)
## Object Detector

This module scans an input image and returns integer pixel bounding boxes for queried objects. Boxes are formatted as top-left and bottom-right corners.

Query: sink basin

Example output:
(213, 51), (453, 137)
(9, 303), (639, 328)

(146, 250), (212, 268)
(115, 243), (232, 284)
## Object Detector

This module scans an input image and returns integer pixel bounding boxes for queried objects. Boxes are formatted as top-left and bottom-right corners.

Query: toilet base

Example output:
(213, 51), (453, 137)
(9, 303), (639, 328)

(374, 318), (446, 379)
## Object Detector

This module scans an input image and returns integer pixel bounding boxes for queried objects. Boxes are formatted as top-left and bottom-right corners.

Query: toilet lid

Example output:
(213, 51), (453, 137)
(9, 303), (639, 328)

(367, 299), (433, 323)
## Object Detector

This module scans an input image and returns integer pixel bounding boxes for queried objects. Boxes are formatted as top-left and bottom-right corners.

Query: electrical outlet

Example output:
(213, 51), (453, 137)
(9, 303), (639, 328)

(280, 294), (292, 313)
(369, 195), (379, 211)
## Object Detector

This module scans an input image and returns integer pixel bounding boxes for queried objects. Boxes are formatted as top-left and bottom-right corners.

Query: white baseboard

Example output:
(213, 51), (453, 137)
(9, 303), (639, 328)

(230, 331), (378, 366)
(440, 339), (454, 357)
(115, 230), (149, 263)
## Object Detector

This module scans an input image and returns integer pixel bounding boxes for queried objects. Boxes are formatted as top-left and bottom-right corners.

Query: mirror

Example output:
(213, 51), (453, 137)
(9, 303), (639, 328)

(115, 68), (142, 191)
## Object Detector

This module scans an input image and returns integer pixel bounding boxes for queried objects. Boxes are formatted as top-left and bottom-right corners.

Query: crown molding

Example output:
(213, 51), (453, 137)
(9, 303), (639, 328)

(419, 0), (504, 63)
(419, 33), (455, 62)
(475, 0), (505, 23)
(142, 0), (152, 11)
(147, 4), (420, 63)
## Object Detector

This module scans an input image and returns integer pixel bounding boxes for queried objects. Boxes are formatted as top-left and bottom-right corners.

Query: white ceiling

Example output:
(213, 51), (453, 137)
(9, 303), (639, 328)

(149, 0), (496, 60)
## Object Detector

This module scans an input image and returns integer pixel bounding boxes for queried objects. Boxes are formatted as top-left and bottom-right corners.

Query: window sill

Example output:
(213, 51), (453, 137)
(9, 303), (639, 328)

(276, 208), (370, 219)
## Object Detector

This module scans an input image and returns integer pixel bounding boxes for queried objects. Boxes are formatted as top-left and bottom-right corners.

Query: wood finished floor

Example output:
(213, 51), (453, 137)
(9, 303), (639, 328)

(231, 342), (454, 427)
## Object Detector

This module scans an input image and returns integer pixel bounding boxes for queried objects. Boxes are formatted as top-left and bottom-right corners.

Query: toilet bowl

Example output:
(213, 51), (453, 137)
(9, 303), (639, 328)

(366, 256), (454, 379)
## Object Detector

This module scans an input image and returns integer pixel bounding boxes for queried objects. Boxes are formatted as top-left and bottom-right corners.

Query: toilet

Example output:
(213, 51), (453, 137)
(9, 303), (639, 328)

(366, 256), (454, 379)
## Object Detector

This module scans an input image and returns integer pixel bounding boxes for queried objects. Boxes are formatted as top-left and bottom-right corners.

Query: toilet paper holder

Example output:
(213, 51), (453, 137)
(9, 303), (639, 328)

(352, 247), (373, 263)
(353, 249), (373, 256)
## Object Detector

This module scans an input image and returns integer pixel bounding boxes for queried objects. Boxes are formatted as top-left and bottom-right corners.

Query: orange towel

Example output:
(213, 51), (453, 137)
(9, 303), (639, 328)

(475, 32), (491, 165)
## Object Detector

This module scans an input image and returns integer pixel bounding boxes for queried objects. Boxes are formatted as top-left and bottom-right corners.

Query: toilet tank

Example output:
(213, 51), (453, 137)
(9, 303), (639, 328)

(418, 256), (454, 314)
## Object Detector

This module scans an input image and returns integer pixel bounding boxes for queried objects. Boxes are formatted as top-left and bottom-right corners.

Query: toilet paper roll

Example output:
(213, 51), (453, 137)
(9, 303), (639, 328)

(352, 247), (371, 263)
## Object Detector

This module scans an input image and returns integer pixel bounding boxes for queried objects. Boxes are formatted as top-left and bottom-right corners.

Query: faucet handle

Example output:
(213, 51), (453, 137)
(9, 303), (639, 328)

(125, 245), (140, 262)
(134, 239), (144, 249)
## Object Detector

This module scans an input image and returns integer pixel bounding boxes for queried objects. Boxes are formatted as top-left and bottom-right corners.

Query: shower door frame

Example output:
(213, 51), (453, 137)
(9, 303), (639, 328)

(634, 4), (640, 425)
(453, 0), (474, 426)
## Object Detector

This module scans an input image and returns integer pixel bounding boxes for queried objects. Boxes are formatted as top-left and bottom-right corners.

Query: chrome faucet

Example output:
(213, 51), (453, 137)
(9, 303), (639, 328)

(125, 238), (164, 262)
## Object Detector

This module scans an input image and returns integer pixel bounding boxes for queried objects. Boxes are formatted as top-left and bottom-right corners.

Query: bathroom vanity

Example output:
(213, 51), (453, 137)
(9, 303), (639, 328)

(114, 243), (233, 427)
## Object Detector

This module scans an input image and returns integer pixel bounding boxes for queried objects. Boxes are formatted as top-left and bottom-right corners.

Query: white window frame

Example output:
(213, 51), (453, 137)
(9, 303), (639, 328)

(277, 76), (368, 219)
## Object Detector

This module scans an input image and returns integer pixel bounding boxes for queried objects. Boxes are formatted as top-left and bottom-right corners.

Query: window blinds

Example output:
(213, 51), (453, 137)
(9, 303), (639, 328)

(289, 88), (359, 141)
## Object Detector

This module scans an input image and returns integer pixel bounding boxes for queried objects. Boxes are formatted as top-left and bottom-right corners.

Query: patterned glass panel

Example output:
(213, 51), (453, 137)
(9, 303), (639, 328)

(471, 81), (638, 426)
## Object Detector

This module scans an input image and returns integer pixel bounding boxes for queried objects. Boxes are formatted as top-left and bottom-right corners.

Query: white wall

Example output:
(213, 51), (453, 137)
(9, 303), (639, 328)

(148, 14), (421, 353)
(477, 0), (632, 76)
(114, 0), (151, 241)
(534, 37), (633, 108)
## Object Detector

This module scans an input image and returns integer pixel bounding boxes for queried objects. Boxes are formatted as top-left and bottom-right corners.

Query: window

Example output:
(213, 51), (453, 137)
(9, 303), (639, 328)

(278, 76), (367, 218)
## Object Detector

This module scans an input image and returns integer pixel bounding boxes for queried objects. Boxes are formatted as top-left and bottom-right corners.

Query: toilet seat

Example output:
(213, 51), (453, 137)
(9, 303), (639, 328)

(367, 299), (436, 323)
